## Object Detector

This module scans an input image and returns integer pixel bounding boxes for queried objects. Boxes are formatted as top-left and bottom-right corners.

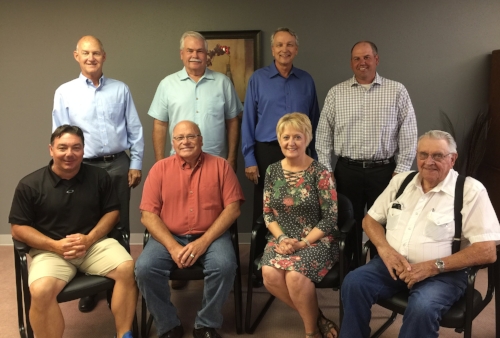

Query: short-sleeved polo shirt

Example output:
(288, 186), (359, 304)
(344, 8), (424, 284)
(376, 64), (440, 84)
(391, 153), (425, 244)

(9, 161), (120, 240)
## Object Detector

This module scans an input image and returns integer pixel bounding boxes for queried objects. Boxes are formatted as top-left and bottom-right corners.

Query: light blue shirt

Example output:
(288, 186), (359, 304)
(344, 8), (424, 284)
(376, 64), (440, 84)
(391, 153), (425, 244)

(52, 74), (144, 170)
(148, 67), (243, 158)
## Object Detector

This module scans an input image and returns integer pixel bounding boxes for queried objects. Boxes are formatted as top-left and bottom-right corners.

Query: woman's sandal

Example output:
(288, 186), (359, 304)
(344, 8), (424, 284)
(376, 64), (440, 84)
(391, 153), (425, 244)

(317, 309), (339, 338)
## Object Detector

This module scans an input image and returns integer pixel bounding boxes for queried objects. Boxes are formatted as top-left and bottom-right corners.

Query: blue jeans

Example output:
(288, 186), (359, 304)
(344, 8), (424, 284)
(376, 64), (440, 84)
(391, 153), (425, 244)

(340, 255), (468, 338)
(135, 231), (236, 335)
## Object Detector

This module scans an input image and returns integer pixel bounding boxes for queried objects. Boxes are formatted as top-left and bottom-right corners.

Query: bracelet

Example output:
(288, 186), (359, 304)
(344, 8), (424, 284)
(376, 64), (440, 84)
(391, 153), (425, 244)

(301, 237), (311, 247)
(277, 234), (289, 244)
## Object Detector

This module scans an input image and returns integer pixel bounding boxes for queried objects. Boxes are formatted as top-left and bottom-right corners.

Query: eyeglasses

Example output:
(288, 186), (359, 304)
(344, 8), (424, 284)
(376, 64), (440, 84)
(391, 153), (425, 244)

(417, 152), (452, 162)
(172, 134), (200, 142)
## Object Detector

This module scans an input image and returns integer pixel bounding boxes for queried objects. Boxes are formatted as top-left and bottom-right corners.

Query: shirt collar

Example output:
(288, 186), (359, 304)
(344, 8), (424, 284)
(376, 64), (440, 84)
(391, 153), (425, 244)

(269, 61), (299, 79)
(349, 72), (382, 87)
(175, 152), (205, 170)
(179, 67), (213, 81)
(47, 160), (86, 187)
(414, 169), (456, 197)
(79, 73), (105, 87)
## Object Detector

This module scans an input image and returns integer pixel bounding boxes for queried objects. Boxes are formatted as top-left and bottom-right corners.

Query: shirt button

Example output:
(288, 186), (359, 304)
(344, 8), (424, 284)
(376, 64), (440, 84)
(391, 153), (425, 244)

(190, 208), (193, 212)
(190, 191), (193, 194)
(196, 97), (198, 100)
(196, 111), (199, 113)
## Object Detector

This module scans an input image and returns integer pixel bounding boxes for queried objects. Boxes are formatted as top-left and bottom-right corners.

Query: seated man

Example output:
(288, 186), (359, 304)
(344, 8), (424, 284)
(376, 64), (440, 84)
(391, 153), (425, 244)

(135, 120), (245, 338)
(340, 130), (500, 338)
(9, 125), (138, 338)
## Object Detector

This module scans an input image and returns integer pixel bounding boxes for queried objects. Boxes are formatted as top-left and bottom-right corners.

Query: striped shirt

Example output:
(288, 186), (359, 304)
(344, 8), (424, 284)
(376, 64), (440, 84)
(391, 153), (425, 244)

(316, 73), (417, 173)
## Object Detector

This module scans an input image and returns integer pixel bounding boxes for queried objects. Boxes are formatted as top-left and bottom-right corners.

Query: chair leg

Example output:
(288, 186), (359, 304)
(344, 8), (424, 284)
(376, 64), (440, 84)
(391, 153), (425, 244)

(141, 296), (149, 338)
(233, 259), (243, 334)
(370, 312), (398, 338)
(15, 249), (33, 338)
(244, 271), (276, 334)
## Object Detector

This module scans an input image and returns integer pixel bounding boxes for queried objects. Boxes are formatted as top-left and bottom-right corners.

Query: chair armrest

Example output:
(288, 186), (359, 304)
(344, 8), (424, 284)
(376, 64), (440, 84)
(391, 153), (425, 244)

(13, 238), (30, 255)
(143, 229), (151, 248)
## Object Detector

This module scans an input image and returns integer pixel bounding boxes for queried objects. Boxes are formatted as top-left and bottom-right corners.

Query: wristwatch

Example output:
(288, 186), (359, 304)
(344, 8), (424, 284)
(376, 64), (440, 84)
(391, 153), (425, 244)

(435, 258), (445, 273)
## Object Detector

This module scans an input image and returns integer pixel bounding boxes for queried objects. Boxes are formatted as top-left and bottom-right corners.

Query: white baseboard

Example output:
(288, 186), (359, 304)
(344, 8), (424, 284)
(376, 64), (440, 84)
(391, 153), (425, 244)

(1, 233), (251, 246)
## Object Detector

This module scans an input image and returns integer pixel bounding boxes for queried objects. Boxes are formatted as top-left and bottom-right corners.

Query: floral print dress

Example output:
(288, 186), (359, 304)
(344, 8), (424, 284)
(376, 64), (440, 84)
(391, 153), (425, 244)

(260, 160), (340, 283)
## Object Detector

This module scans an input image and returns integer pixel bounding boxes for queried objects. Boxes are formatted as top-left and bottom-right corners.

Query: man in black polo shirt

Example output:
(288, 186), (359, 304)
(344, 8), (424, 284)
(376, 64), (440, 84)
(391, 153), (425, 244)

(9, 125), (137, 338)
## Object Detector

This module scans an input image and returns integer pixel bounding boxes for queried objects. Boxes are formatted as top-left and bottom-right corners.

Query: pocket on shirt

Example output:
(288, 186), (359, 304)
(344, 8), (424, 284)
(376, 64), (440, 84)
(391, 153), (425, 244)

(386, 206), (402, 230)
(206, 98), (225, 117)
(200, 182), (222, 210)
(104, 103), (124, 122)
(424, 211), (454, 241)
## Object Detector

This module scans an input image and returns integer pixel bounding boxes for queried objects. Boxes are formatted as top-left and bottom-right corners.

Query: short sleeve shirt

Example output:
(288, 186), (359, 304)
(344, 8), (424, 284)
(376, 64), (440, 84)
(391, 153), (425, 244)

(9, 162), (120, 240)
(148, 68), (243, 158)
(140, 152), (245, 235)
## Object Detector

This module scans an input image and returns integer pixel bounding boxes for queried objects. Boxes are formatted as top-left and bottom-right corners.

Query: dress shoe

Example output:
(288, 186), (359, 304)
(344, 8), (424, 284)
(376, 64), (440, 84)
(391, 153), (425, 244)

(171, 279), (188, 290)
(78, 294), (97, 313)
(160, 325), (183, 338)
(193, 327), (222, 338)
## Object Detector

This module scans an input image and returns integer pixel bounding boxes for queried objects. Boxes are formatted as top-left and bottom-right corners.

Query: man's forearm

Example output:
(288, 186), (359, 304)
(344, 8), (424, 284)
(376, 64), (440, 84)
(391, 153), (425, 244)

(362, 214), (391, 250)
(86, 210), (119, 245)
(12, 224), (56, 251)
(199, 201), (240, 246)
(225, 116), (240, 163)
(152, 119), (169, 161)
(441, 241), (497, 272)
(141, 210), (178, 250)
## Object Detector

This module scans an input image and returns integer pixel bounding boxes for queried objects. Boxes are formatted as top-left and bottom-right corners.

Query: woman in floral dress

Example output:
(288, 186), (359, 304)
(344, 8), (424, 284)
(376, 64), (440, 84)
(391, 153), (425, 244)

(260, 113), (340, 338)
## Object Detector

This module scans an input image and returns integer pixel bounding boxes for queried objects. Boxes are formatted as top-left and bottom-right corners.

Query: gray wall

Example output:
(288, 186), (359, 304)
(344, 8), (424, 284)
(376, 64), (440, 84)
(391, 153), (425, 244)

(1, 0), (499, 236)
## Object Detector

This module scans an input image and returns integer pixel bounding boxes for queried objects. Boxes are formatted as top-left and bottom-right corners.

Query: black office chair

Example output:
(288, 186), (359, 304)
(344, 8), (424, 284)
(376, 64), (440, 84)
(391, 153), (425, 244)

(14, 227), (139, 338)
(362, 240), (495, 338)
(244, 193), (356, 334)
(140, 222), (243, 337)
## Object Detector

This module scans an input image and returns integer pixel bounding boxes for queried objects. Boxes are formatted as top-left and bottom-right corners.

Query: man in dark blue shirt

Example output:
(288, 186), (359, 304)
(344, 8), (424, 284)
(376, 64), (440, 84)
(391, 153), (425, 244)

(241, 27), (319, 223)
(9, 125), (137, 338)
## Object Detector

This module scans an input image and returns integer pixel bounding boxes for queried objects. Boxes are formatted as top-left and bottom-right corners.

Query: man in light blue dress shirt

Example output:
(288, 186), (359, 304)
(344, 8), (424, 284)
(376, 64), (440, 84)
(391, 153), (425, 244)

(148, 31), (242, 171)
(52, 35), (144, 314)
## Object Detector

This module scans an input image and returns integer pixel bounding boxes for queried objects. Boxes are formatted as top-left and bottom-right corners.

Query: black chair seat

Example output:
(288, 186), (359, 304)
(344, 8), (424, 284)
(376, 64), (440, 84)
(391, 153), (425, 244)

(169, 264), (205, 280)
(56, 274), (115, 303)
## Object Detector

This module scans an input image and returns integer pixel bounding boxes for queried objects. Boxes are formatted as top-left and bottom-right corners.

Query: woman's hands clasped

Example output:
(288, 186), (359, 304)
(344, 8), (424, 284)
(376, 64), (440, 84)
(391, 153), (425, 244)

(275, 237), (309, 255)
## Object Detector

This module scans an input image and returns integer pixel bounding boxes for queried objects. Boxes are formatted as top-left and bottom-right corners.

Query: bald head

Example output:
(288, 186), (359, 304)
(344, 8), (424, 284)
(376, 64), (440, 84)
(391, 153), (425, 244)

(76, 35), (104, 53)
(73, 35), (106, 84)
(173, 120), (201, 136)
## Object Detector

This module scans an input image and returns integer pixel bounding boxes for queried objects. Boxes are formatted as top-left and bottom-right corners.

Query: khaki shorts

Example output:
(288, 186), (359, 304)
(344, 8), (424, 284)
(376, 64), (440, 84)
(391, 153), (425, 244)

(28, 237), (133, 286)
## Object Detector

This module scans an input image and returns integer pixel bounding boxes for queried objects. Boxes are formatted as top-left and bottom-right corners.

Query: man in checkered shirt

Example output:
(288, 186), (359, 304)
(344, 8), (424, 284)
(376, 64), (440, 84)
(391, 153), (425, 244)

(316, 41), (418, 265)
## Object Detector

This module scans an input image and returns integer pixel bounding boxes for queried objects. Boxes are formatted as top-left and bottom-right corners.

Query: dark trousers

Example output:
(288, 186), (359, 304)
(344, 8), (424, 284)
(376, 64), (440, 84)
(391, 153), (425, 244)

(252, 141), (284, 225)
(84, 152), (131, 237)
(334, 159), (395, 266)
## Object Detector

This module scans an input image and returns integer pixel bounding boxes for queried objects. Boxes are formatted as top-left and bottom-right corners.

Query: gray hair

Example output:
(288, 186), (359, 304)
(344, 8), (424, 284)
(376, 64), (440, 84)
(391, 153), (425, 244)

(351, 41), (378, 56)
(270, 27), (299, 47)
(418, 130), (457, 153)
(180, 31), (208, 51)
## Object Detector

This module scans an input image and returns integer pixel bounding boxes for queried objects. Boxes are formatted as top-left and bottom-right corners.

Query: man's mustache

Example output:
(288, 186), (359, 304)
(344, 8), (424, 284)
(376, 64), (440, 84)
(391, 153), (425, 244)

(189, 58), (202, 63)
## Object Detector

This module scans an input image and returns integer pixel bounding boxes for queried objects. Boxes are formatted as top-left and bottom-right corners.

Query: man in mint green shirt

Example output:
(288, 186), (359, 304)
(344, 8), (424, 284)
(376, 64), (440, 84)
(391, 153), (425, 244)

(149, 31), (242, 171)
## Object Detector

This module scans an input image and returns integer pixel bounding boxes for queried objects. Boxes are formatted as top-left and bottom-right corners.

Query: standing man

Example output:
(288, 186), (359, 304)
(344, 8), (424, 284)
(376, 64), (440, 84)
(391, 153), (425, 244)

(316, 41), (417, 264)
(149, 31), (242, 171)
(52, 35), (144, 312)
(10, 125), (138, 338)
(241, 27), (319, 223)
(135, 121), (245, 338)
(340, 130), (500, 338)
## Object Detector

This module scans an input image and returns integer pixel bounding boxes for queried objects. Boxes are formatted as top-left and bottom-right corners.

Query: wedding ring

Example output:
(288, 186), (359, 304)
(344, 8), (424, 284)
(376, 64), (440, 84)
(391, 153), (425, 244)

(190, 253), (195, 258)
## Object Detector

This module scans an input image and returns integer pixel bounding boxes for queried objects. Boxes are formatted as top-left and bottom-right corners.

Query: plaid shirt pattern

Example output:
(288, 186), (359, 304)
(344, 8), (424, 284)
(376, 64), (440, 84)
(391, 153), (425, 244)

(316, 73), (417, 173)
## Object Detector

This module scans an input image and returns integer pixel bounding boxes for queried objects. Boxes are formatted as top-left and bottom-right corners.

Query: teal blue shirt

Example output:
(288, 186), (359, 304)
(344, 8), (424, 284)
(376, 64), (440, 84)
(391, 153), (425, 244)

(148, 67), (243, 158)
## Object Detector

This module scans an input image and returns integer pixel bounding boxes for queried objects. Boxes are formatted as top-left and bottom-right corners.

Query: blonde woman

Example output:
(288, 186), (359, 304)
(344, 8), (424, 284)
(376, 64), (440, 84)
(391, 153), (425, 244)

(260, 113), (340, 338)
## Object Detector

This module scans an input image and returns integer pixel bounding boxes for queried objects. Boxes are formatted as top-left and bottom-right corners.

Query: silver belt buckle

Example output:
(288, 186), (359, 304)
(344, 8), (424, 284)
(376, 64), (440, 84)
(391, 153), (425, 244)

(363, 161), (369, 168)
